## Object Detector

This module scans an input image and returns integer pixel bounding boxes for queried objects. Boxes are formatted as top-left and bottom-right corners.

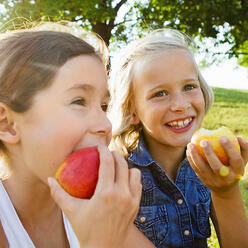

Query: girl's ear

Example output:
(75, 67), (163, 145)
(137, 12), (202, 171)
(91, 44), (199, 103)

(130, 105), (140, 125)
(0, 103), (20, 144)
(130, 112), (140, 125)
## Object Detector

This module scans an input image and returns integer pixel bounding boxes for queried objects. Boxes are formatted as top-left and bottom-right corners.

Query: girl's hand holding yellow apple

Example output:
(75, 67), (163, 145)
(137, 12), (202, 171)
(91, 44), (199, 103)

(186, 126), (248, 196)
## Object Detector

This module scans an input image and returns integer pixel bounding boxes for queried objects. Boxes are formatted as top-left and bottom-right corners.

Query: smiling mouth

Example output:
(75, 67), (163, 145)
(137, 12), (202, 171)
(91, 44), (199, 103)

(166, 117), (193, 129)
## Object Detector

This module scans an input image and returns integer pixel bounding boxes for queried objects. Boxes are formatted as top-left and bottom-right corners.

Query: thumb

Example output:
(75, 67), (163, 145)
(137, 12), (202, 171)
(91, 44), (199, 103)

(47, 177), (82, 215)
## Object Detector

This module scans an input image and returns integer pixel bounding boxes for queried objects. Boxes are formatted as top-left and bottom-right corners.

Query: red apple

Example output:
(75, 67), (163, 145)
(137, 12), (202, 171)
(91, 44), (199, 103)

(56, 147), (100, 199)
(191, 126), (240, 166)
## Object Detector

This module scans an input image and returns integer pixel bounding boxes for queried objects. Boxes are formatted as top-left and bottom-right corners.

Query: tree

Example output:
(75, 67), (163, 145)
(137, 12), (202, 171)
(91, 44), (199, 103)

(0, 0), (131, 46)
(0, 0), (247, 64)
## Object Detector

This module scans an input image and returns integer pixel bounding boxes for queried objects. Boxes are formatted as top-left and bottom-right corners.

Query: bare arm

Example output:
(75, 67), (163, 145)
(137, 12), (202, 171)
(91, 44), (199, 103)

(211, 184), (248, 248)
(187, 136), (248, 248)
(122, 224), (155, 248)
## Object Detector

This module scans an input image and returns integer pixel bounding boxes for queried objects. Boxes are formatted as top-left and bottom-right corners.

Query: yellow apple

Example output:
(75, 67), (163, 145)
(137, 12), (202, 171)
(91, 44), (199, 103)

(191, 126), (240, 166)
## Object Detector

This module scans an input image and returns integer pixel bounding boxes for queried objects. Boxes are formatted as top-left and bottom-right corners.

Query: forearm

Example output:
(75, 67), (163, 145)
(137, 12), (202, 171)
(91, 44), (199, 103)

(211, 184), (248, 248)
(122, 224), (155, 248)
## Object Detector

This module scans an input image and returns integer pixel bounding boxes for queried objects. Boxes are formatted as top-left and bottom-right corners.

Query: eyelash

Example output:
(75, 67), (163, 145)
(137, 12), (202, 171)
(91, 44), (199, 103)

(184, 84), (196, 91)
(153, 90), (167, 98)
(72, 98), (86, 106)
(72, 98), (108, 113)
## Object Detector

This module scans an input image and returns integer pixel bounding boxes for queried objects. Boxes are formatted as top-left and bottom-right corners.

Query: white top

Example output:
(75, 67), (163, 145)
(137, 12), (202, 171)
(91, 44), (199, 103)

(0, 181), (80, 248)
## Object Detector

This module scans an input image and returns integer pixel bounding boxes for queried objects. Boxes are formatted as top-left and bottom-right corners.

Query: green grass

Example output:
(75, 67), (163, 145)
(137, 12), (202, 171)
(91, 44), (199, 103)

(202, 87), (248, 138)
(203, 87), (248, 247)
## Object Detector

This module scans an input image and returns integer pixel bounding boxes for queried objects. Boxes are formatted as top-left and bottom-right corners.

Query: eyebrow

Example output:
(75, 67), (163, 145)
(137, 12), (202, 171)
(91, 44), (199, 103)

(66, 83), (110, 98)
(146, 78), (200, 95)
(182, 78), (199, 83)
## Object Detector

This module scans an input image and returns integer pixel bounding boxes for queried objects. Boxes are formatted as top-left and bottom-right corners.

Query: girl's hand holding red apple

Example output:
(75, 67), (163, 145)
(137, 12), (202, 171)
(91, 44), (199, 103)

(186, 127), (248, 196)
(48, 145), (142, 248)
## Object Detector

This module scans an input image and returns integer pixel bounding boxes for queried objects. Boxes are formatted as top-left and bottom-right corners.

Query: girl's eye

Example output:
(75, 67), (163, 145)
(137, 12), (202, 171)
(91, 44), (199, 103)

(101, 103), (108, 112)
(72, 98), (86, 106)
(184, 84), (196, 91)
(153, 90), (167, 98)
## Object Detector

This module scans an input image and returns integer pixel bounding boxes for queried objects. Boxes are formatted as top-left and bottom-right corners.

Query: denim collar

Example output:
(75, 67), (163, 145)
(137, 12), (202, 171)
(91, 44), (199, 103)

(128, 133), (154, 167)
(128, 132), (189, 169)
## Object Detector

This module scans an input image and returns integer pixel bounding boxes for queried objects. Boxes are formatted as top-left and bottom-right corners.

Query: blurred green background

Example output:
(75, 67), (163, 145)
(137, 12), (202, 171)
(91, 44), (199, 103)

(203, 87), (248, 247)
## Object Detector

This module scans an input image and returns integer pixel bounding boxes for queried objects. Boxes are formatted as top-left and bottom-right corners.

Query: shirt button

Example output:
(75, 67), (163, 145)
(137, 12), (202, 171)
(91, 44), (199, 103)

(184, 230), (190, 236)
(140, 216), (146, 223)
(177, 199), (183, 205)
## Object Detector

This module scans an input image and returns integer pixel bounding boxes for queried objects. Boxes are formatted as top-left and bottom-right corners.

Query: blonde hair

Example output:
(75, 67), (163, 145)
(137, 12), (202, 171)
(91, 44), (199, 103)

(108, 28), (214, 157)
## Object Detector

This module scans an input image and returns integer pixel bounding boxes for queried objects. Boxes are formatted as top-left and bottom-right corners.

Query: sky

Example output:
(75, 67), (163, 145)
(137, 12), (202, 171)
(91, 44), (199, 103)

(201, 58), (248, 91)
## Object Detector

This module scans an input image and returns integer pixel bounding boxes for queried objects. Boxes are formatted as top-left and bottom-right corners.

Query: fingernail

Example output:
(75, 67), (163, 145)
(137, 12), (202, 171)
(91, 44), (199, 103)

(47, 177), (53, 187)
(187, 143), (193, 150)
(220, 136), (228, 143)
(200, 140), (208, 148)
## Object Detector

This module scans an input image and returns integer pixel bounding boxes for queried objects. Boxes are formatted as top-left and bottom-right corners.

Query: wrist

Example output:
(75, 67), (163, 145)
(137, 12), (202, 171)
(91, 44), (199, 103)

(211, 183), (241, 200)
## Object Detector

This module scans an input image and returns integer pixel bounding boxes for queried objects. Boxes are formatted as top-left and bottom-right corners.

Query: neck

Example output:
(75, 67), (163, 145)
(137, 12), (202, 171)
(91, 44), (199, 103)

(3, 172), (59, 224)
(145, 137), (186, 181)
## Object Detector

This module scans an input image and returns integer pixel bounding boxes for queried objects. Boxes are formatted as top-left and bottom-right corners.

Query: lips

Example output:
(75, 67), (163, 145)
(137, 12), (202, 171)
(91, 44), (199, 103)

(165, 117), (194, 133)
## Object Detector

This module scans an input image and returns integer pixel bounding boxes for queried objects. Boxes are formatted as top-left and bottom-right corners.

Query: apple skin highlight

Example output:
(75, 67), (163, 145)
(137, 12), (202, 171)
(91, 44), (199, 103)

(56, 147), (100, 199)
(191, 126), (240, 166)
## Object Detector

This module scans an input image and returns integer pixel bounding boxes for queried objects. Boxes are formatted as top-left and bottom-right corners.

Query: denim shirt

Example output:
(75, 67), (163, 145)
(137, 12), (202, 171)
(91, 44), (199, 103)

(128, 135), (211, 248)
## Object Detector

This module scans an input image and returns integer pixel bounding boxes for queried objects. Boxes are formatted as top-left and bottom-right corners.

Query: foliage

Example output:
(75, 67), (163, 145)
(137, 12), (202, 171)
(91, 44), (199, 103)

(139, 0), (248, 65)
(0, 0), (248, 63)
(0, 0), (131, 46)
(207, 220), (220, 248)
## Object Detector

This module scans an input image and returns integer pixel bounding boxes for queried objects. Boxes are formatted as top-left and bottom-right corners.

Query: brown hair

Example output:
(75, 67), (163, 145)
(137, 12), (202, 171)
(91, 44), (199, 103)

(0, 28), (108, 156)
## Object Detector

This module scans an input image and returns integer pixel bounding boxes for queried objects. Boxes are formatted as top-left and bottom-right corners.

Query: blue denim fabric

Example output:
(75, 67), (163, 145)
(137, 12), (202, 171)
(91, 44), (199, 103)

(128, 135), (211, 248)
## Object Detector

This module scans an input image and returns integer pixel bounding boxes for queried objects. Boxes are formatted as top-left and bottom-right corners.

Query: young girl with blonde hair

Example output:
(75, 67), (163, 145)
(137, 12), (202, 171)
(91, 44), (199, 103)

(109, 28), (248, 248)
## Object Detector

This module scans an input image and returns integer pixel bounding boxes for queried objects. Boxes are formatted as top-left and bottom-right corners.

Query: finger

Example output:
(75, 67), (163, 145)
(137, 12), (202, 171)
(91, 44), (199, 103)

(186, 148), (200, 175)
(219, 137), (244, 176)
(94, 145), (115, 192)
(187, 143), (215, 178)
(129, 168), (142, 217)
(186, 148), (210, 185)
(238, 136), (248, 165)
(112, 151), (129, 185)
(47, 177), (82, 215)
(129, 168), (142, 200)
(199, 140), (223, 175)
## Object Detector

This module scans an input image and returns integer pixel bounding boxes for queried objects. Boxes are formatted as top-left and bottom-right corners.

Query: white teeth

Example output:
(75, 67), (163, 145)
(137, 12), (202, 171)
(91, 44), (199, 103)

(178, 121), (184, 127)
(184, 119), (189, 126)
(167, 117), (192, 129)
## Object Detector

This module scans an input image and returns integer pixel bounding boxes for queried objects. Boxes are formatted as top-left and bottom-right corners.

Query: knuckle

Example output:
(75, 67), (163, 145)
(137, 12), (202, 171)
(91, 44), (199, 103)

(119, 190), (131, 202)
(101, 155), (114, 167)
(118, 191), (133, 207)
(231, 155), (241, 165)
(99, 188), (115, 203)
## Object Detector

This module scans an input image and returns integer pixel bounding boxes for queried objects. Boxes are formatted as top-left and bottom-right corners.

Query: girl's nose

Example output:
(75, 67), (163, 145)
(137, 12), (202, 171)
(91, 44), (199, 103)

(170, 94), (191, 112)
(90, 111), (112, 136)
